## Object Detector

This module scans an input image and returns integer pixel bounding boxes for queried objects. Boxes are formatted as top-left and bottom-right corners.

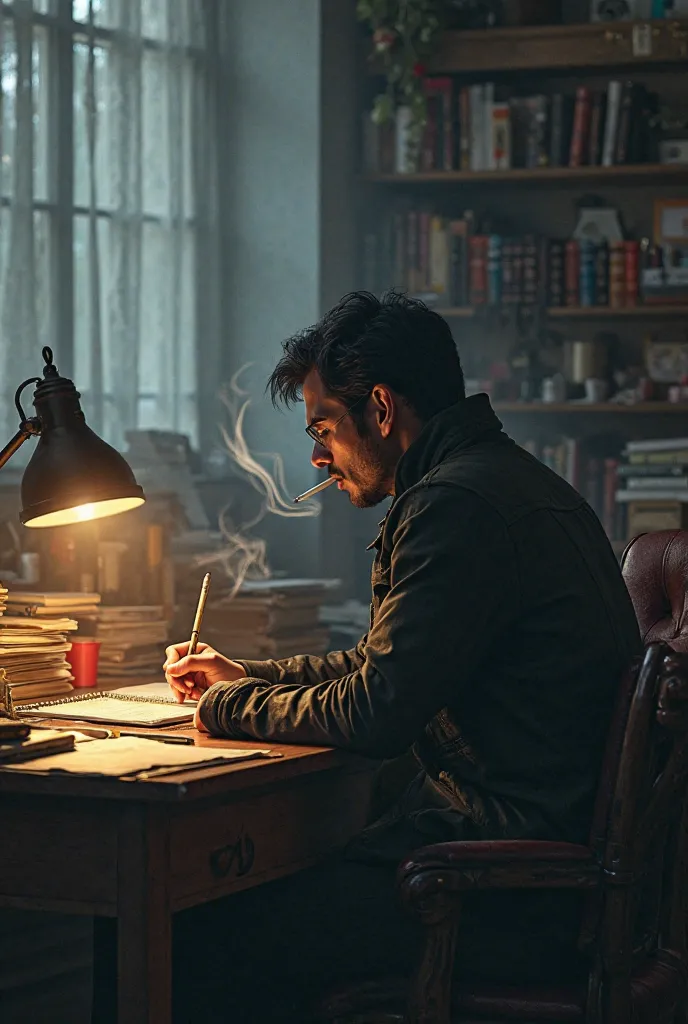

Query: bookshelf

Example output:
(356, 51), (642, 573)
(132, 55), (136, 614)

(342, 13), (688, 586)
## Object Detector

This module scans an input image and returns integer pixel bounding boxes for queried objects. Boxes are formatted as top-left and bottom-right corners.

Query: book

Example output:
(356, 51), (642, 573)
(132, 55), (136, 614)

(601, 81), (622, 166)
(20, 691), (194, 727)
(469, 85), (484, 171)
(0, 729), (76, 764)
(617, 489), (688, 503)
(626, 477), (688, 489)
(625, 437), (688, 454)
(627, 451), (688, 466)
(617, 464), (688, 477)
(549, 93), (565, 168)
(6, 592), (101, 608)
(569, 86), (591, 168)
(588, 92), (605, 166)
(491, 103), (511, 170)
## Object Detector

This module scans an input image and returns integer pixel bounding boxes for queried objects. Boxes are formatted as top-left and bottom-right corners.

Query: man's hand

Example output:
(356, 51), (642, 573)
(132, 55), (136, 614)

(163, 642), (246, 704)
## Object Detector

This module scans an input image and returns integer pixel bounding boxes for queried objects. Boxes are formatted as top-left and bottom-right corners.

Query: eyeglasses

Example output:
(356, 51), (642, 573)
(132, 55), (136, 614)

(305, 393), (369, 448)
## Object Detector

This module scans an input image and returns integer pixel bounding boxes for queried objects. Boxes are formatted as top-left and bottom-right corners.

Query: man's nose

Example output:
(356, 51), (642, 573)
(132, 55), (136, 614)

(311, 441), (332, 469)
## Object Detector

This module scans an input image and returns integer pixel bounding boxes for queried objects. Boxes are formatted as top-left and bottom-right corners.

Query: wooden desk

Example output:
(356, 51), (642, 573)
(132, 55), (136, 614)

(0, 729), (375, 1024)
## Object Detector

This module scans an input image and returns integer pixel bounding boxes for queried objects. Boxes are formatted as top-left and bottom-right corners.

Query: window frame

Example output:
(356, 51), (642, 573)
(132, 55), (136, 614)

(0, 0), (205, 421)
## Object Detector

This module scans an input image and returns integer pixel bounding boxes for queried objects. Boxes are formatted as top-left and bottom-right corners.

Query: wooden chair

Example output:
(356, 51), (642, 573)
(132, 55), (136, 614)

(622, 530), (688, 653)
(319, 643), (688, 1024)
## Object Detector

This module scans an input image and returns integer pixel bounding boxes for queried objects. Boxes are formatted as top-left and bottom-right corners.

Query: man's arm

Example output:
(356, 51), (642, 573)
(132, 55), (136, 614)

(197, 485), (519, 757)
(235, 637), (368, 686)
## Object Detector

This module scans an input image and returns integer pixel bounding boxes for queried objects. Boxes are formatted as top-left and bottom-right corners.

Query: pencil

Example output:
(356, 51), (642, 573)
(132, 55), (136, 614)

(189, 572), (211, 656)
(293, 477), (336, 503)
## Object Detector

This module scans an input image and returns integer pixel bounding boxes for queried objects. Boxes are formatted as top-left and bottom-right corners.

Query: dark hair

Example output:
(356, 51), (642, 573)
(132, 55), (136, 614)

(267, 290), (465, 423)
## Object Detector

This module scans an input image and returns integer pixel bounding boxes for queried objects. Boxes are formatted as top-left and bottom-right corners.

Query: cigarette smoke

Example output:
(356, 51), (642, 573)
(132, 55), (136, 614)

(197, 367), (320, 598)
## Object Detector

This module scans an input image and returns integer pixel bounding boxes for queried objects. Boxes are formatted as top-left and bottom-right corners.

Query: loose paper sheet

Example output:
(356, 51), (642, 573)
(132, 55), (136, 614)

(7, 737), (273, 776)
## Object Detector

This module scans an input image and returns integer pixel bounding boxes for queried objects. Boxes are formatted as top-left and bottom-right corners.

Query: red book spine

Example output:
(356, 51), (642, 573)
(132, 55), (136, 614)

(624, 240), (639, 307)
(609, 241), (625, 308)
(569, 87), (591, 168)
(565, 240), (580, 306)
(459, 87), (470, 171)
(469, 235), (488, 306)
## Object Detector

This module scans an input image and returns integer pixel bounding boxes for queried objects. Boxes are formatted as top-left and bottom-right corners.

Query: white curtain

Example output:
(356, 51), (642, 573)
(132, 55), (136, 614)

(0, 0), (222, 455)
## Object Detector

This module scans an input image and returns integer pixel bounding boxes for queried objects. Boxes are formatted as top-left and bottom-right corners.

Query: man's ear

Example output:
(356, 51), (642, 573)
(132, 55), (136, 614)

(370, 385), (395, 438)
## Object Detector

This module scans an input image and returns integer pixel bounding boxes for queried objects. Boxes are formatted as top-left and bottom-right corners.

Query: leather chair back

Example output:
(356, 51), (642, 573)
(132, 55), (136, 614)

(621, 530), (688, 653)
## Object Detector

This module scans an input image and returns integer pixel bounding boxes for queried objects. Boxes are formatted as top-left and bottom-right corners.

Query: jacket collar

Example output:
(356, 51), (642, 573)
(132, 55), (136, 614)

(394, 393), (503, 497)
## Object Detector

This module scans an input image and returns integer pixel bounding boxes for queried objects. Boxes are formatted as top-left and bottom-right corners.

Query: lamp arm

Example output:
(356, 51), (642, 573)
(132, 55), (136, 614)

(0, 426), (35, 472)
(0, 376), (44, 472)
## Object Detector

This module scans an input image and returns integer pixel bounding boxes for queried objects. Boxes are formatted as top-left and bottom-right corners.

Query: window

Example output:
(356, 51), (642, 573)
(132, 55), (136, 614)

(0, 0), (215, 451)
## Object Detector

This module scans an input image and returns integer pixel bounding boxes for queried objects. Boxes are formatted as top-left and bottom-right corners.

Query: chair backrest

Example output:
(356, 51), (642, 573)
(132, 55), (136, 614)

(621, 530), (688, 652)
(584, 643), (688, 1020)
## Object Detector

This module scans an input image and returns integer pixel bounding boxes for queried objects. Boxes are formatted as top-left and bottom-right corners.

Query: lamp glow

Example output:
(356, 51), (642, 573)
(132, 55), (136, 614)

(24, 496), (145, 529)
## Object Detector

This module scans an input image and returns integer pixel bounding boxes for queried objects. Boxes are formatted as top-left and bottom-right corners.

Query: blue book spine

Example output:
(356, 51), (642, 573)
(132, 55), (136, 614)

(579, 239), (597, 307)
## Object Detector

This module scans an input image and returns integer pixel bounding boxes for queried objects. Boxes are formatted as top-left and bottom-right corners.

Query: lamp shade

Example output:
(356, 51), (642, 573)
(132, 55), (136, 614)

(19, 350), (145, 528)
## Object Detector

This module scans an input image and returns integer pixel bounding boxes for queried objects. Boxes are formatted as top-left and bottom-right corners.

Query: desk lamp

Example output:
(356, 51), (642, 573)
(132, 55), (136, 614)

(0, 346), (145, 528)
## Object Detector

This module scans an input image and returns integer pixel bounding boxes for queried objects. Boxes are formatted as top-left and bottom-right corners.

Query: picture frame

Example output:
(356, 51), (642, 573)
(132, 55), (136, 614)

(654, 199), (688, 247)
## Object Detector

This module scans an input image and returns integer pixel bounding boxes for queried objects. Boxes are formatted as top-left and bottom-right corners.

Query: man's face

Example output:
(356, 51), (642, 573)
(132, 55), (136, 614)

(302, 369), (392, 509)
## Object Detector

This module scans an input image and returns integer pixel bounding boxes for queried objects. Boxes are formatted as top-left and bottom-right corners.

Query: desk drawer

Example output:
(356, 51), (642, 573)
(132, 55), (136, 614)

(169, 767), (372, 910)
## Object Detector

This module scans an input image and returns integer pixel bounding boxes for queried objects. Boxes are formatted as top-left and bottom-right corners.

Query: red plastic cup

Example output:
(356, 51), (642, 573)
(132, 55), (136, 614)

(67, 639), (101, 688)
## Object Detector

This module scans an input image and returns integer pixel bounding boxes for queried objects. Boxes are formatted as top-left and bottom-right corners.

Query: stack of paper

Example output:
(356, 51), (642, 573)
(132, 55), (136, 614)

(201, 578), (338, 660)
(95, 606), (169, 678)
(0, 585), (7, 618)
(6, 590), (100, 626)
(0, 603), (79, 702)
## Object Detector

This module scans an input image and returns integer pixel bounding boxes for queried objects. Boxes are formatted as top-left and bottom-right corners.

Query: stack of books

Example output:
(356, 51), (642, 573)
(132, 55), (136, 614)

(6, 590), (101, 631)
(364, 77), (658, 175)
(95, 606), (170, 679)
(201, 579), (338, 661)
(363, 213), (645, 312)
(616, 437), (688, 538)
(0, 604), (78, 702)
(0, 585), (6, 618)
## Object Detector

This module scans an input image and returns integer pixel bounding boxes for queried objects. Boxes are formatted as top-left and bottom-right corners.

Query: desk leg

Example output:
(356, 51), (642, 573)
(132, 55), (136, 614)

(117, 807), (172, 1024)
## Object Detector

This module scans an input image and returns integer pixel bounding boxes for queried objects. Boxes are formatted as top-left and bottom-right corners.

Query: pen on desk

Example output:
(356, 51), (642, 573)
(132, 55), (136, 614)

(113, 730), (194, 745)
(293, 477), (336, 504)
(189, 571), (211, 656)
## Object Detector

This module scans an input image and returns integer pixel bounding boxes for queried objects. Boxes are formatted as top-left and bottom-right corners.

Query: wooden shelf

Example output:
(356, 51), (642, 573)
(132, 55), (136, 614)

(424, 19), (688, 74)
(366, 163), (688, 186)
(547, 305), (688, 318)
(441, 305), (688, 318)
(494, 402), (688, 414)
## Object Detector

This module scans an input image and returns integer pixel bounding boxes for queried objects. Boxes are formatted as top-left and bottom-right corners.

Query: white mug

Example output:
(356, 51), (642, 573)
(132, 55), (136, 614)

(584, 378), (608, 403)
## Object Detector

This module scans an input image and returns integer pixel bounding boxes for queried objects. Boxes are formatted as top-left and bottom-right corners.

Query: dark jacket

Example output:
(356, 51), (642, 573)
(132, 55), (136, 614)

(199, 395), (641, 860)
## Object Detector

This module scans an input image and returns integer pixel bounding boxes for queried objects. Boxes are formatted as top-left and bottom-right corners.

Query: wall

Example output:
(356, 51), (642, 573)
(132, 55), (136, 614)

(215, 0), (358, 579)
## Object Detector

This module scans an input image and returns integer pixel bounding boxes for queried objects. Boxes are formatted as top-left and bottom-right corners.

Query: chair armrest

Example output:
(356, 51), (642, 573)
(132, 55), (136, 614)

(398, 840), (599, 896)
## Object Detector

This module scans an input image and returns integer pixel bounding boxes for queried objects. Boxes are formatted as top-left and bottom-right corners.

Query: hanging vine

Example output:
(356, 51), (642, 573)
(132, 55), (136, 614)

(356, 0), (444, 157)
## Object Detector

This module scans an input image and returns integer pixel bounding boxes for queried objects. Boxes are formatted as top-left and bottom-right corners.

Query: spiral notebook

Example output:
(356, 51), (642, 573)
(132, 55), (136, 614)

(19, 691), (194, 727)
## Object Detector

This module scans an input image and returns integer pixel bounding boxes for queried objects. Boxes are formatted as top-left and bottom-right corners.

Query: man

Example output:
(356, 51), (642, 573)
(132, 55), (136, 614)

(165, 291), (640, 1022)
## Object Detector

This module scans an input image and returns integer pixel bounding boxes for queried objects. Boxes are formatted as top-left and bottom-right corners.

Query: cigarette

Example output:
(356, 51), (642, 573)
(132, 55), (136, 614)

(293, 477), (337, 503)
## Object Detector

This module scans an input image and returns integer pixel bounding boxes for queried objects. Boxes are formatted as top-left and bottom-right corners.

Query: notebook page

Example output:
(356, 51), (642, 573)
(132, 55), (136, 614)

(20, 696), (193, 727)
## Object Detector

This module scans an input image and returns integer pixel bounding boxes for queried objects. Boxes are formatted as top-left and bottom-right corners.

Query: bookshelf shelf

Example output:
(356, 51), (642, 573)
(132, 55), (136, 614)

(365, 163), (688, 187)
(547, 305), (688, 319)
(423, 20), (688, 75)
(441, 305), (688, 319)
(494, 402), (688, 414)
